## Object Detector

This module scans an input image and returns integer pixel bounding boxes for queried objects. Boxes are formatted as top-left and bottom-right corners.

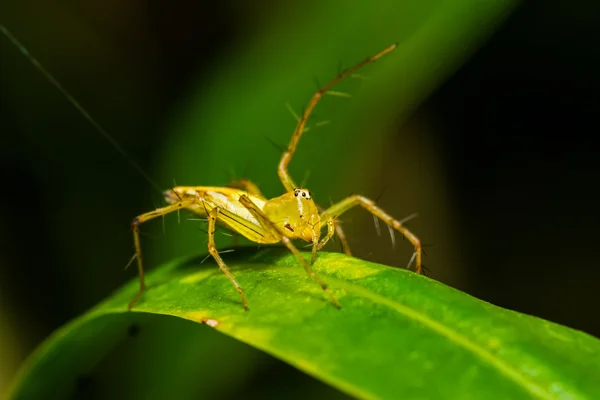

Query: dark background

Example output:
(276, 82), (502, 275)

(1, 0), (598, 397)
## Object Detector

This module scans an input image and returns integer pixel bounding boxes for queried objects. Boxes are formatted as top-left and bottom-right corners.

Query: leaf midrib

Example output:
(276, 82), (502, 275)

(329, 275), (571, 400)
(262, 263), (569, 400)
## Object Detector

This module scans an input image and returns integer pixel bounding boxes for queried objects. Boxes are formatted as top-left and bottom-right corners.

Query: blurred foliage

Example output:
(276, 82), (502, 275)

(10, 249), (600, 399)
(0, 0), (533, 398)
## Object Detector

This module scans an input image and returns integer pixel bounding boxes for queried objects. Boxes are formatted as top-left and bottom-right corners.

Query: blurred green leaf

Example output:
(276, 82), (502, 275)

(8, 249), (600, 399)
(154, 0), (518, 291)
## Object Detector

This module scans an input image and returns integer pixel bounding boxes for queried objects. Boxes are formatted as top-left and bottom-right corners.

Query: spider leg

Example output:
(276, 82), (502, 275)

(322, 195), (422, 274)
(207, 207), (249, 311)
(129, 199), (196, 309)
(317, 205), (352, 256)
(278, 44), (397, 191)
(226, 178), (264, 197)
(334, 221), (352, 255)
(238, 195), (340, 308)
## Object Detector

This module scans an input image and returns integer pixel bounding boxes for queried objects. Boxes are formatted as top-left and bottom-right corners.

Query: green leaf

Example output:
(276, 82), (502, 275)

(8, 249), (600, 399)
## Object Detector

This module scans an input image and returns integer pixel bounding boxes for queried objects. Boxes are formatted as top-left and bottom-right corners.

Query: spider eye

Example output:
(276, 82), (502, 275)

(302, 192), (306, 197)
(294, 191), (298, 197)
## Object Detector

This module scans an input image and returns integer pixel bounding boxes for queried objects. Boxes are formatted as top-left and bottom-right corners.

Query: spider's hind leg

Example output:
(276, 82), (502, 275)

(207, 207), (249, 311)
(129, 198), (196, 309)
(227, 178), (264, 197)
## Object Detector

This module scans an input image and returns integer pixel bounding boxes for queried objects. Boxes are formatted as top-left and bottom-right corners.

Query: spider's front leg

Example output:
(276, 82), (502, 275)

(321, 196), (422, 274)
(277, 43), (398, 192)
(276, 45), (397, 257)
(333, 220), (352, 256)
(317, 205), (352, 257)
(238, 195), (341, 308)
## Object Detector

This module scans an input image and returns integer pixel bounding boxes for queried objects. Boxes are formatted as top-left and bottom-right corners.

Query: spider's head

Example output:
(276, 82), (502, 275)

(263, 188), (321, 242)
(292, 188), (312, 201)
